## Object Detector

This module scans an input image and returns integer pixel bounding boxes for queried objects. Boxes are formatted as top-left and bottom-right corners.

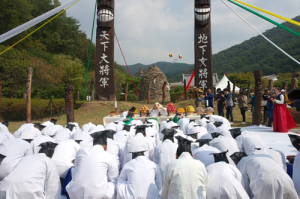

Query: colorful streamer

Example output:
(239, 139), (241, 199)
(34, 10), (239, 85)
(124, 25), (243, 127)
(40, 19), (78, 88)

(232, 0), (300, 27)
(228, 0), (300, 38)
(220, 0), (300, 65)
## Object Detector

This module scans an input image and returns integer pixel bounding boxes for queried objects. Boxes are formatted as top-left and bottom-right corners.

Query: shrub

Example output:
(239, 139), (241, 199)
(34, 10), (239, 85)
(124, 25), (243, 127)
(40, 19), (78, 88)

(0, 98), (85, 121)
(171, 91), (184, 102)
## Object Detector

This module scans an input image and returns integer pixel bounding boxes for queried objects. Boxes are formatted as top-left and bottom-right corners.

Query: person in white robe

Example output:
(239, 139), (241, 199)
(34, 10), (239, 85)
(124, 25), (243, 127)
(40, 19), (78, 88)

(13, 123), (34, 138)
(153, 129), (178, 182)
(145, 119), (159, 132)
(31, 135), (56, 154)
(0, 131), (13, 144)
(16, 125), (42, 139)
(184, 119), (198, 135)
(0, 138), (33, 180)
(53, 128), (73, 143)
(41, 124), (64, 137)
(213, 125), (232, 137)
(145, 124), (160, 146)
(123, 126), (155, 165)
(288, 134), (300, 197)
(206, 122), (217, 133)
(187, 126), (208, 139)
(178, 117), (189, 134)
(193, 144), (221, 167)
(209, 115), (231, 128)
(0, 122), (9, 133)
(198, 118), (209, 128)
(0, 142), (61, 199)
(88, 125), (105, 133)
(237, 154), (298, 199)
(235, 131), (267, 155)
(121, 124), (135, 136)
(52, 139), (80, 179)
(105, 122), (118, 131)
(129, 120), (143, 126)
(65, 122), (80, 133)
(206, 162), (249, 199)
(66, 132), (119, 199)
(80, 122), (96, 132)
(117, 147), (162, 198)
(251, 148), (286, 171)
(41, 119), (57, 127)
(162, 136), (207, 199)
(72, 131), (93, 147)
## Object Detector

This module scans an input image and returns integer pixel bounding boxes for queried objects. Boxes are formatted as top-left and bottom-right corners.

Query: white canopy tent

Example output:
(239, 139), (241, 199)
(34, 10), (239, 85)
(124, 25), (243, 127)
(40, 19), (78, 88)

(215, 74), (240, 93)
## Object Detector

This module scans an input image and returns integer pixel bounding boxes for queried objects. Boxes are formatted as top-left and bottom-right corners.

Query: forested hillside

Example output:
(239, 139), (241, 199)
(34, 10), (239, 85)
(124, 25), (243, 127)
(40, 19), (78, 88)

(0, 0), (128, 99)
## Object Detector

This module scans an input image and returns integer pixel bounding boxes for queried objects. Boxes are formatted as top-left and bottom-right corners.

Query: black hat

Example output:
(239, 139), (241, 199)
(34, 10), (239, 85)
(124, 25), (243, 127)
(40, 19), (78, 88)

(50, 119), (58, 125)
(66, 124), (76, 131)
(127, 112), (134, 118)
(23, 139), (33, 143)
(210, 150), (229, 163)
(229, 128), (242, 139)
(90, 131), (108, 146)
(114, 122), (119, 125)
(161, 129), (176, 142)
(145, 120), (153, 124)
(123, 125), (132, 132)
(134, 125), (147, 136)
(104, 130), (117, 140)
(255, 148), (262, 150)
(130, 151), (146, 159)
(171, 126), (180, 130)
(188, 133), (198, 139)
(75, 140), (83, 144)
(213, 122), (223, 128)
(175, 136), (192, 157)
(288, 134), (300, 150)
(200, 114), (206, 119)
(189, 119), (196, 123)
(2, 121), (9, 127)
(33, 123), (40, 126)
(49, 135), (55, 138)
(129, 106), (137, 113)
(0, 154), (6, 164)
(193, 125), (201, 127)
(34, 124), (46, 131)
(38, 142), (58, 158)
(230, 152), (247, 165)
(211, 132), (222, 139)
(196, 139), (212, 147)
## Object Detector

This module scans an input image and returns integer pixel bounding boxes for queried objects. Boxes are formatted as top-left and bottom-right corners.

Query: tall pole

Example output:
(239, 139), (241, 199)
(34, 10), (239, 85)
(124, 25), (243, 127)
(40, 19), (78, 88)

(268, 80), (273, 91)
(26, 68), (33, 123)
(65, 85), (75, 123)
(125, 81), (128, 102)
(184, 79), (187, 100)
(254, 70), (262, 126)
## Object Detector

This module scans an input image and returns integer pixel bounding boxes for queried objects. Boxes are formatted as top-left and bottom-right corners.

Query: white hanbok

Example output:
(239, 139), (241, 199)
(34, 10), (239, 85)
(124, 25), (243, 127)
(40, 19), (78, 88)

(153, 139), (177, 181)
(0, 123), (9, 133)
(41, 121), (55, 127)
(52, 139), (80, 178)
(0, 131), (13, 144)
(81, 122), (96, 132)
(235, 132), (267, 155)
(41, 124), (63, 137)
(206, 122), (217, 133)
(206, 162), (249, 199)
(117, 156), (162, 199)
(251, 148), (286, 171)
(13, 123), (34, 138)
(72, 131), (93, 147)
(178, 118), (189, 134)
(107, 138), (124, 172)
(31, 135), (56, 154)
(162, 152), (207, 199)
(0, 138), (33, 180)
(198, 118), (209, 128)
(66, 145), (119, 199)
(188, 126), (208, 139)
(237, 154), (298, 199)
(293, 152), (300, 198)
(66, 122), (80, 133)
(193, 144), (221, 167)
(214, 126), (232, 138)
(209, 115), (231, 128)
(53, 128), (72, 143)
(17, 125), (42, 139)
(0, 153), (61, 199)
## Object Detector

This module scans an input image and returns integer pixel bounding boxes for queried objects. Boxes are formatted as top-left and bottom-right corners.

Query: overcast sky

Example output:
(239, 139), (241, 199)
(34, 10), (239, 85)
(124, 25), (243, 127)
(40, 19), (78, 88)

(59, 0), (300, 65)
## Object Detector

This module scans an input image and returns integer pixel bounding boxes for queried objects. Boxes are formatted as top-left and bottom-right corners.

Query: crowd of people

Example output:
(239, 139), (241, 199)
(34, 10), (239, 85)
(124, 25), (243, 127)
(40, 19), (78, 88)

(0, 110), (299, 199)
(195, 87), (297, 132)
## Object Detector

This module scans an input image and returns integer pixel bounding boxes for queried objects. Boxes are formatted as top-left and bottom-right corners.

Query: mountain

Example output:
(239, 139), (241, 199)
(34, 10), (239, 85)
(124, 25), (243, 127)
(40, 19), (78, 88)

(124, 15), (300, 82)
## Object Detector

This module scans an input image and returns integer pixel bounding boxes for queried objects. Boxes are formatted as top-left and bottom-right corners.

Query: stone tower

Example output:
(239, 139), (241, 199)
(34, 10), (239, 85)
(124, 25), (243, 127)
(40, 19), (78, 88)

(139, 65), (170, 101)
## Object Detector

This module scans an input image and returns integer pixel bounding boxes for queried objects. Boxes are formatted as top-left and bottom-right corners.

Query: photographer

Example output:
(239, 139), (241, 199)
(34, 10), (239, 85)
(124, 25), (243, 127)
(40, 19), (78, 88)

(215, 88), (224, 116)
(221, 88), (234, 124)
(238, 92), (247, 123)
(204, 89), (214, 108)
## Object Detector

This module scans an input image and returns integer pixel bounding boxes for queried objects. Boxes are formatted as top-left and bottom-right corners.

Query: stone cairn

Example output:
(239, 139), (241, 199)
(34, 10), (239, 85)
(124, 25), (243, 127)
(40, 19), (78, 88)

(139, 65), (170, 101)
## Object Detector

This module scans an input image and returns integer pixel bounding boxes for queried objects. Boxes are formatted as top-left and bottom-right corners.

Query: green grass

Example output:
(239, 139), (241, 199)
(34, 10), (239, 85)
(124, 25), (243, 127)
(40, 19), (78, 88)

(5, 99), (299, 132)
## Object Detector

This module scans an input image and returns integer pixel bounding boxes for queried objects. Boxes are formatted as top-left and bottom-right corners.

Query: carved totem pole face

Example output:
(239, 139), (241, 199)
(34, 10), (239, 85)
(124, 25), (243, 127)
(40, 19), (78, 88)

(95, 0), (116, 101)
(194, 0), (213, 92)
(195, 0), (211, 26)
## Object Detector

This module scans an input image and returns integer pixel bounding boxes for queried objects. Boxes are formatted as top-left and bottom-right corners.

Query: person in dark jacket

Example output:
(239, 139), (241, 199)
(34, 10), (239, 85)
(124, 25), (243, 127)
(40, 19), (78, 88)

(215, 88), (224, 117)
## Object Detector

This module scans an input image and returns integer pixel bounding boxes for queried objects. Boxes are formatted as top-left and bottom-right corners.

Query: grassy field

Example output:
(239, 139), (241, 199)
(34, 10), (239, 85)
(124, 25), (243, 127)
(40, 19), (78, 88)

(6, 99), (262, 132)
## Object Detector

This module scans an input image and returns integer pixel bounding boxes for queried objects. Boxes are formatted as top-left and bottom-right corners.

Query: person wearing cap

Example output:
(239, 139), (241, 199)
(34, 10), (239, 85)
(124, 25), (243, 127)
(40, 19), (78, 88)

(236, 154), (298, 199)
(117, 142), (162, 198)
(273, 87), (297, 132)
(206, 162), (249, 199)
(0, 131), (13, 144)
(0, 138), (33, 180)
(161, 137), (207, 199)
(0, 142), (61, 199)
(66, 131), (119, 199)
(288, 134), (300, 197)
(153, 129), (178, 182)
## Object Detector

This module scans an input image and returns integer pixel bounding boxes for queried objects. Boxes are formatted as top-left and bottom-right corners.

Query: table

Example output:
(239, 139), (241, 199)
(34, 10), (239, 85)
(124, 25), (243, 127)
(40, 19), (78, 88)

(103, 114), (202, 125)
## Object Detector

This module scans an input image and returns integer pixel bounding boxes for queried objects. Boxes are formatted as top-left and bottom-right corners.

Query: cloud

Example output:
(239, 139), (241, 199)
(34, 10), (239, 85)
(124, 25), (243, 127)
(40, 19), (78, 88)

(59, 0), (300, 65)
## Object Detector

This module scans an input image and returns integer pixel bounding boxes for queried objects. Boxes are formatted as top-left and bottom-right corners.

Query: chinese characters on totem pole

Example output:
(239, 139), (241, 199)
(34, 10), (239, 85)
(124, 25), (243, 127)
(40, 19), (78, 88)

(96, 0), (116, 101)
(194, 0), (213, 91)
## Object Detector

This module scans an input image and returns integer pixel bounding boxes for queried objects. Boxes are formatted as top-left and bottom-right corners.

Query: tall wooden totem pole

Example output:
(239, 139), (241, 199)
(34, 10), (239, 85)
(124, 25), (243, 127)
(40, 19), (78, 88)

(194, 0), (213, 91)
(96, 0), (116, 101)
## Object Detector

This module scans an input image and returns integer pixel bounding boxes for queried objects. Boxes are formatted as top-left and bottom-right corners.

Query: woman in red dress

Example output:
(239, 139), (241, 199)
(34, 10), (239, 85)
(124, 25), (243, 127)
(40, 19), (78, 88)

(273, 87), (297, 132)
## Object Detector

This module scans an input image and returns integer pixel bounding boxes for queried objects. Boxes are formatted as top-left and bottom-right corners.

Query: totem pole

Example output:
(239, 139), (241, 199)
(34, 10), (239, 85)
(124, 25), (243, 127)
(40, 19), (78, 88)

(65, 85), (75, 123)
(254, 70), (262, 126)
(194, 0), (213, 92)
(268, 80), (273, 91)
(96, 0), (116, 101)
(26, 68), (33, 123)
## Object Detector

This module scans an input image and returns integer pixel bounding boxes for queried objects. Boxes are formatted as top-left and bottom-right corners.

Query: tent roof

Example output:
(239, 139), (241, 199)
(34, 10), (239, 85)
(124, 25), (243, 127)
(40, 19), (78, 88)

(215, 74), (240, 92)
